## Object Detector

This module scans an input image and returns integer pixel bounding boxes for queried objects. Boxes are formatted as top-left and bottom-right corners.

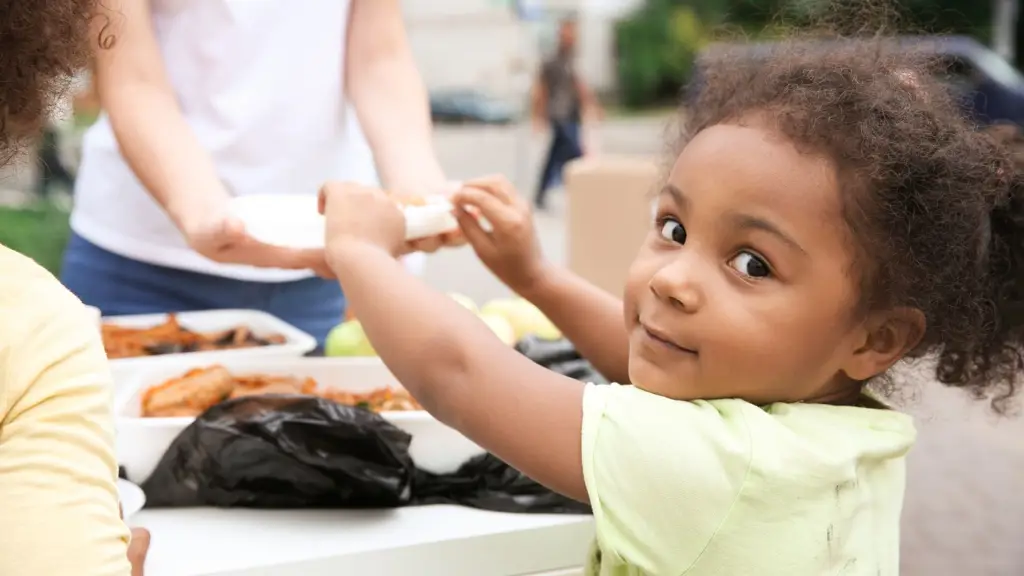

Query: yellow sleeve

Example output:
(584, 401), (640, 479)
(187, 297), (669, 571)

(581, 384), (753, 575)
(0, 265), (131, 576)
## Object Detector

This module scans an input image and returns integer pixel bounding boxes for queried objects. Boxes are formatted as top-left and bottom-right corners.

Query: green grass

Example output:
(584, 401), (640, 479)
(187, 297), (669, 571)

(0, 201), (72, 276)
(605, 104), (678, 119)
(74, 111), (100, 129)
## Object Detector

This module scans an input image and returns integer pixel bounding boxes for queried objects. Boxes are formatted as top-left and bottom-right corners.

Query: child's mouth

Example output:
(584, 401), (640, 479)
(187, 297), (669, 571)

(642, 325), (698, 355)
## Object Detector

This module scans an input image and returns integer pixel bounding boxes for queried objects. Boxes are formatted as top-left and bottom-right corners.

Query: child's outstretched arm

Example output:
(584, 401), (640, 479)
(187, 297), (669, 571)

(453, 177), (630, 383)
(320, 182), (588, 502)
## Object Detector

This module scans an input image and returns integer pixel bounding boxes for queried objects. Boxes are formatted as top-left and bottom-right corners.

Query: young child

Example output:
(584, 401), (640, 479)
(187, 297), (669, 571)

(318, 37), (1021, 575)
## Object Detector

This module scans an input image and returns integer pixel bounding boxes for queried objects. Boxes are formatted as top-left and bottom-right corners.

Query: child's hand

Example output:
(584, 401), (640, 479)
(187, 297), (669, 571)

(318, 181), (406, 260)
(453, 175), (549, 293)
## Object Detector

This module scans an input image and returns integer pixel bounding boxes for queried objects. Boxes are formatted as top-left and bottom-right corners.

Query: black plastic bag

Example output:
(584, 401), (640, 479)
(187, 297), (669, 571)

(414, 453), (591, 514)
(516, 335), (608, 384)
(142, 395), (416, 508)
(141, 394), (589, 516)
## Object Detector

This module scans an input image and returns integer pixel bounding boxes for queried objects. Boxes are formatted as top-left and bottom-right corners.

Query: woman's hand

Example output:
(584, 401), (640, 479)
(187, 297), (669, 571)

(452, 175), (549, 294)
(319, 181), (407, 267)
(405, 229), (465, 254)
(181, 208), (334, 277)
(395, 182), (466, 254)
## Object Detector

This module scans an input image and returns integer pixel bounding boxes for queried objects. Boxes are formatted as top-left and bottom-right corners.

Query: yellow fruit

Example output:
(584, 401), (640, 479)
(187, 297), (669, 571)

(478, 313), (517, 346)
(447, 292), (478, 313)
(480, 298), (561, 341)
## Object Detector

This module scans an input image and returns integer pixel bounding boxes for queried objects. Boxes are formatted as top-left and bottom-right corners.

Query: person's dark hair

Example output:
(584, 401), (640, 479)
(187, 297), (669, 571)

(679, 34), (1024, 413)
(0, 0), (113, 165)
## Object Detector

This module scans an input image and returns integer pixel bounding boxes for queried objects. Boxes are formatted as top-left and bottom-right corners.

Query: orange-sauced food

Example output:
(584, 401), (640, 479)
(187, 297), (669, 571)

(102, 314), (285, 359)
(140, 365), (420, 418)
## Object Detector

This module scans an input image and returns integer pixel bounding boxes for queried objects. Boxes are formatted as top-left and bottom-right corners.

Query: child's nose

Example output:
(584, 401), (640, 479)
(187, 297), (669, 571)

(648, 255), (705, 312)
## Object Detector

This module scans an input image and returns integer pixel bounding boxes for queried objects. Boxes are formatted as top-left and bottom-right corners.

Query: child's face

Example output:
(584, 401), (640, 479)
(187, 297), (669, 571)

(623, 120), (871, 404)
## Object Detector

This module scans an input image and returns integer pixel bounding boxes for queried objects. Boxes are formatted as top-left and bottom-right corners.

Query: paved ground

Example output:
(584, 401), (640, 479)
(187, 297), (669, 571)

(5, 117), (1022, 574)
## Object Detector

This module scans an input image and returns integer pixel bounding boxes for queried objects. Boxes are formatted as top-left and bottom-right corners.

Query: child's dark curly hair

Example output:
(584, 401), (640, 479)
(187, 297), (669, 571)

(681, 37), (1024, 413)
(0, 0), (113, 165)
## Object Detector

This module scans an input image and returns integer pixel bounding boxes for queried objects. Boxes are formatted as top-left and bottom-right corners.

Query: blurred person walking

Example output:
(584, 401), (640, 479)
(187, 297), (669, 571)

(62, 0), (454, 343)
(531, 17), (602, 210)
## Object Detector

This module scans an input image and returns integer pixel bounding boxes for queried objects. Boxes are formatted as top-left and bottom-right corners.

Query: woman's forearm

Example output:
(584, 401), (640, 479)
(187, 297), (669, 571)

(521, 265), (631, 383)
(102, 85), (229, 229)
(92, 1), (227, 232)
(346, 0), (446, 194)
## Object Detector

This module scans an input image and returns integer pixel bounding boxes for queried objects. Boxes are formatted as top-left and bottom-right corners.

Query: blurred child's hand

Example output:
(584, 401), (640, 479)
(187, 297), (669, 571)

(453, 175), (549, 293)
(318, 181), (406, 261)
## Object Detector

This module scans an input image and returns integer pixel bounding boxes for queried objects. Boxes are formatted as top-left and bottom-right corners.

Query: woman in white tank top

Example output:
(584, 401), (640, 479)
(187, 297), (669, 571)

(62, 0), (451, 343)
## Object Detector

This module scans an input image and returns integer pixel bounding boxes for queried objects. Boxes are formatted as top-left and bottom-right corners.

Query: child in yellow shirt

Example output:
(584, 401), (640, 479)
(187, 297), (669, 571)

(0, 246), (133, 575)
(0, 0), (140, 574)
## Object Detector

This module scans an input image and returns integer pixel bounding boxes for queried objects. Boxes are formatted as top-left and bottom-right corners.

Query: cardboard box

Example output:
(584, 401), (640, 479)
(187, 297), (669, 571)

(564, 155), (661, 298)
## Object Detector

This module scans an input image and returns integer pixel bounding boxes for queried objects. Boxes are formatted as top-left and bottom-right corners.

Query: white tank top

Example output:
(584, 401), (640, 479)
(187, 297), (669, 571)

(71, 0), (385, 282)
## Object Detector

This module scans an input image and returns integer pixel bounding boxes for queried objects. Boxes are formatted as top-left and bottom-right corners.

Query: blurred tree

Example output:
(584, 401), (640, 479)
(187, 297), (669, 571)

(616, 0), (996, 109)
(615, 0), (723, 107)
(0, 202), (71, 275)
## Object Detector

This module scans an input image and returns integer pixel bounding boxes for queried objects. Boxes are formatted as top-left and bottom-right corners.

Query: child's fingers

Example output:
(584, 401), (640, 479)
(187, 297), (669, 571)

(453, 187), (518, 230)
(128, 527), (151, 576)
(462, 175), (515, 204)
(455, 206), (492, 253)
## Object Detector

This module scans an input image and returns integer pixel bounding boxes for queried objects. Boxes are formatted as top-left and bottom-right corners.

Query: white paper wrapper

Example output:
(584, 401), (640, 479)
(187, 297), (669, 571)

(231, 193), (460, 248)
(403, 201), (459, 241)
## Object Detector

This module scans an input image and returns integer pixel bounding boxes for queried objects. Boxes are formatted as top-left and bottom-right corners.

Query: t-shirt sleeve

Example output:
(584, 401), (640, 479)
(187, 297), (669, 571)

(0, 274), (132, 576)
(581, 384), (754, 575)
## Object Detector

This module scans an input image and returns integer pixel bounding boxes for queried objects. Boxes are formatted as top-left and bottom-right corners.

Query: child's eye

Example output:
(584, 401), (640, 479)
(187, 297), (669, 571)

(728, 251), (772, 279)
(658, 218), (686, 244)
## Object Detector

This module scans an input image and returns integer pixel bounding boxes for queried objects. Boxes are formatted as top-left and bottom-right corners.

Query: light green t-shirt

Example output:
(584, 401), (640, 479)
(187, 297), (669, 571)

(581, 383), (916, 576)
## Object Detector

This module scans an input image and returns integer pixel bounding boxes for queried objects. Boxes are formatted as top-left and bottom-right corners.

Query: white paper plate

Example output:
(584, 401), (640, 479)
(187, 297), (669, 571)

(231, 195), (324, 249)
(230, 194), (459, 249)
(118, 479), (146, 519)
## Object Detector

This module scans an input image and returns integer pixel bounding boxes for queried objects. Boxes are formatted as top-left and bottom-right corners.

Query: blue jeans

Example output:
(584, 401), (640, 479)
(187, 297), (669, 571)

(535, 120), (583, 207)
(60, 233), (345, 344)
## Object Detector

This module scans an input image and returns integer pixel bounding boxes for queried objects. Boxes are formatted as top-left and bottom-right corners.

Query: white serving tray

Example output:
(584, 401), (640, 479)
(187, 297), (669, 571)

(115, 356), (484, 483)
(103, 310), (318, 372)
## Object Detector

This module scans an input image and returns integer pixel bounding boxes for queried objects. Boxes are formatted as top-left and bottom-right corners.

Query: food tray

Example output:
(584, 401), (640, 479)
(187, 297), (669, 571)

(102, 309), (317, 370)
(114, 356), (484, 482)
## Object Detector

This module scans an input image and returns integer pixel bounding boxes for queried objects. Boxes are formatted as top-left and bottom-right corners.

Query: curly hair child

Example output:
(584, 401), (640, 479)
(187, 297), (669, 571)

(316, 26), (1023, 576)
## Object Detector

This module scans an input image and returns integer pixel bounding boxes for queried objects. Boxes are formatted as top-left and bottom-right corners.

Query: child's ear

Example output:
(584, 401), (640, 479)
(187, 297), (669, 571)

(841, 307), (926, 382)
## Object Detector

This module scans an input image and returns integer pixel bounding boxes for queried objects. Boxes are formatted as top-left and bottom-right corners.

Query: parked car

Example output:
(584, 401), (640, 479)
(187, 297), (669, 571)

(429, 89), (519, 125)
(688, 36), (1024, 127)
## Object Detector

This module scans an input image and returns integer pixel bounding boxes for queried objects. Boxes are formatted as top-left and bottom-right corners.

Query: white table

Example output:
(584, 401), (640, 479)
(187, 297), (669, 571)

(130, 505), (594, 575)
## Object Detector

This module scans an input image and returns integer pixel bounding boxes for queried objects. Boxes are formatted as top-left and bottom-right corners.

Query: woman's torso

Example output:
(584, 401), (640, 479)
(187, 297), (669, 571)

(72, 0), (379, 281)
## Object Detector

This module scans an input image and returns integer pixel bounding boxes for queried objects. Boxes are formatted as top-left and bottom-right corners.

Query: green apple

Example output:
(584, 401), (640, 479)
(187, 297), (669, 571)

(447, 292), (478, 313)
(324, 320), (377, 357)
(478, 313), (517, 346)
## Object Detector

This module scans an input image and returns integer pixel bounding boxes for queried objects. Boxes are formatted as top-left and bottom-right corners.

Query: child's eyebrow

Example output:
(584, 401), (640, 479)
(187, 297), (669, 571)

(658, 184), (689, 208)
(728, 212), (807, 255)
